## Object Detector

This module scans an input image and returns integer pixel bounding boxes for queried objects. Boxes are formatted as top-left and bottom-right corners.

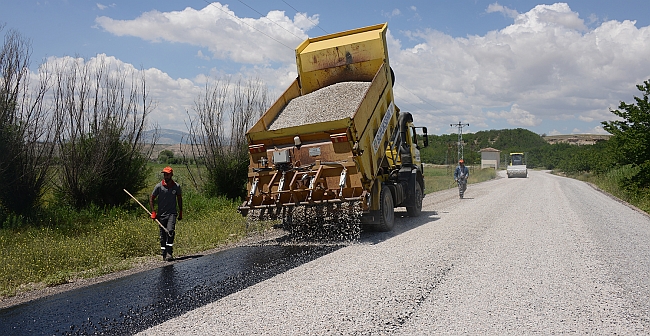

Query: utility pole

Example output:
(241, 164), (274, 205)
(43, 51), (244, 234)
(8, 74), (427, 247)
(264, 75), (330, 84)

(450, 121), (469, 162)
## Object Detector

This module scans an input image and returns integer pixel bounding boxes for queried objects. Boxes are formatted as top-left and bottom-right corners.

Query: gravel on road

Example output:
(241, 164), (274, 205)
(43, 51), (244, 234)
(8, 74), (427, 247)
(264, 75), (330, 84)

(139, 170), (650, 335)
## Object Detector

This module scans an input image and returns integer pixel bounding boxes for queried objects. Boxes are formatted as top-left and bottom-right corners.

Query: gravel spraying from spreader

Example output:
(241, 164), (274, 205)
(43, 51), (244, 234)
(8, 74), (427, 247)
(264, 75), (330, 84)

(267, 82), (371, 130)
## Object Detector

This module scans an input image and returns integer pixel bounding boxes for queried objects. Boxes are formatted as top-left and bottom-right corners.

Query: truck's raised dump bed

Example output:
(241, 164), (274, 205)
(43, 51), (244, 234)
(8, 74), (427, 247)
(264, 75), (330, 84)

(239, 23), (427, 238)
(241, 23), (395, 206)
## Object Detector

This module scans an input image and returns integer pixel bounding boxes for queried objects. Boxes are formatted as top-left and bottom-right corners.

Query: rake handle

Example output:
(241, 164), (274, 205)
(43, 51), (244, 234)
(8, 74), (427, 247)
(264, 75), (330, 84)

(123, 189), (170, 235)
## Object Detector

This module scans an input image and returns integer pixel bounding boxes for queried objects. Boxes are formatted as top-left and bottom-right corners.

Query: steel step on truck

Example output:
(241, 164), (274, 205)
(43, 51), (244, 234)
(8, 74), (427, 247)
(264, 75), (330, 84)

(237, 23), (429, 236)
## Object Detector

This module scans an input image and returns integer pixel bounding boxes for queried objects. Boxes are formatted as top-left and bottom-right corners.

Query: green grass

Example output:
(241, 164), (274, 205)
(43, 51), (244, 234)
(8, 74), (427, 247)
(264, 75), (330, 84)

(1, 163), (495, 299)
(423, 165), (497, 194)
(569, 166), (650, 214)
(0, 194), (264, 298)
(0, 163), (273, 298)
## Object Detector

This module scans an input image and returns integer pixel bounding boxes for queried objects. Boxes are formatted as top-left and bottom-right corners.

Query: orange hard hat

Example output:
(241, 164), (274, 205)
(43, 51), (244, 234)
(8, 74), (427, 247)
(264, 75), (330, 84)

(459, 159), (464, 163)
(161, 166), (173, 174)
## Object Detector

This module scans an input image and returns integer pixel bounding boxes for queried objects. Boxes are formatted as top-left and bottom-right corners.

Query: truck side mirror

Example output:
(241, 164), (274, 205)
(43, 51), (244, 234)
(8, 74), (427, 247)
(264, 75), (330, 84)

(422, 127), (429, 148)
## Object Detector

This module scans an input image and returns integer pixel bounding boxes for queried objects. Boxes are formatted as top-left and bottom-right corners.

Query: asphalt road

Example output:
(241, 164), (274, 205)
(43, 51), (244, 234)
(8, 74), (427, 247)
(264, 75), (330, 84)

(139, 170), (650, 335)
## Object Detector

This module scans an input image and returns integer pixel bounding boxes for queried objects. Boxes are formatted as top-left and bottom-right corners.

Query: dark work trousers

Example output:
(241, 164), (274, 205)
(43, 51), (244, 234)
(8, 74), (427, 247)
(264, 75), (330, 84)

(158, 214), (177, 256)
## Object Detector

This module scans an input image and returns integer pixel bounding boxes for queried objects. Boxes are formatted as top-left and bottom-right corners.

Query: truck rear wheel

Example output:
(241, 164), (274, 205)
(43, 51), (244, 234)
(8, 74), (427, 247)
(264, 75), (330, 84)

(406, 183), (423, 217)
(376, 185), (395, 232)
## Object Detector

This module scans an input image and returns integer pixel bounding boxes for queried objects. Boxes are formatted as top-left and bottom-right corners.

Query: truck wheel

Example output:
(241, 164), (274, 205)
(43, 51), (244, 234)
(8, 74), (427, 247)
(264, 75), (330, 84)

(376, 185), (395, 232)
(406, 183), (423, 217)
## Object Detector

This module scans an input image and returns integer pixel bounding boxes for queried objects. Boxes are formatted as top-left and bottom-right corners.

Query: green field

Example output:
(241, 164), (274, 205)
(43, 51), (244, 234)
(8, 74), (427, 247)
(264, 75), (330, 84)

(0, 164), (273, 298)
(423, 165), (497, 194)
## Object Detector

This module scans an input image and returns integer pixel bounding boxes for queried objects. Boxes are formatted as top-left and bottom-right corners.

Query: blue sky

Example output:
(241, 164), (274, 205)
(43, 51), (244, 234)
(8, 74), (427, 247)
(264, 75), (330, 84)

(3, 1), (650, 135)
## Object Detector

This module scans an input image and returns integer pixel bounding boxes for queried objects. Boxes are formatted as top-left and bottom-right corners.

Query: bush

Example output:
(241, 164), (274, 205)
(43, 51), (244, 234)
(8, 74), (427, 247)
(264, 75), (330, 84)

(203, 151), (249, 199)
(52, 55), (154, 209)
(0, 28), (57, 224)
(157, 149), (174, 164)
(58, 134), (150, 208)
(186, 77), (268, 200)
(618, 161), (650, 192)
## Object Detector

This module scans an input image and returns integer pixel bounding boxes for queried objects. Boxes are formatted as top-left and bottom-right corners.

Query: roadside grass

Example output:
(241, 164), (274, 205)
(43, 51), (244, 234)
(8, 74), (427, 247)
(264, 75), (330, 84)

(568, 166), (650, 214)
(0, 164), (273, 298)
(423, 165), (497, 194)
(1, 163), (496, 299)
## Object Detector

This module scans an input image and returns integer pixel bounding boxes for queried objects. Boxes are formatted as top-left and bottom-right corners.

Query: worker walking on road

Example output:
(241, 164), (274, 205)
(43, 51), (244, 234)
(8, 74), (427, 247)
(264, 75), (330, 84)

(150, 166), (183, 261)
(454, 159), (470, 199)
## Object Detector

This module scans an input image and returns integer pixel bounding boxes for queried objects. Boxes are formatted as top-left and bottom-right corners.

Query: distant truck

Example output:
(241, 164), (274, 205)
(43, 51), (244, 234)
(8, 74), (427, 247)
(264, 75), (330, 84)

(507, 152), (528, 178)
(237, 23), (428, 233)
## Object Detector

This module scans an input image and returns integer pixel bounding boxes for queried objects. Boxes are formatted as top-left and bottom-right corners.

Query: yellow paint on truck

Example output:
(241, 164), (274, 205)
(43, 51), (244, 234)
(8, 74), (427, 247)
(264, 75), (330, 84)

(239, 23), (428, 231)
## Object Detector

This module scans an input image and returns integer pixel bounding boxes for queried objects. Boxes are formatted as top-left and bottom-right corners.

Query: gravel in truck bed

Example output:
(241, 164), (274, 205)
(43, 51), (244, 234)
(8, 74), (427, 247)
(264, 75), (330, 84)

(267, 81), (371, 131)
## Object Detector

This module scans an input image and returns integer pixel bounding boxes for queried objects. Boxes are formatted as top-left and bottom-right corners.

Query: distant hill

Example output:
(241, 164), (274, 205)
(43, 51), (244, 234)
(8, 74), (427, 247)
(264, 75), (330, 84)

(420, 128), (548, 165)
(143, 129), (190, 144)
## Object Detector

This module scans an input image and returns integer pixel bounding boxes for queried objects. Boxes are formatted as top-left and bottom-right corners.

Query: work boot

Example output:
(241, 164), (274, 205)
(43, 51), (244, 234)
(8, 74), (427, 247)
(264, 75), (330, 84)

(164, 253), (174, 262)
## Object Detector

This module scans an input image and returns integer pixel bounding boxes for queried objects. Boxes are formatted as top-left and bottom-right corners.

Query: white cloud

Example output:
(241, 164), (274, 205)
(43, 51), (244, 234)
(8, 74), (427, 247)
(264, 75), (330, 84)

(585, 125), (608, 134)
(486, 2), (519, 19)
(40, 54), (201, 131)
(87, 2), (650, 135)
(95, 2), (316, 64)
(390, 3), (650, 133)
(382, 8), (401, 19)
(196, 50), (210, 61)
(486, 104), (542, 126)
(501, 3), (587, 35)
(96, 3), (115, 11)
(587, 13), (599, 26)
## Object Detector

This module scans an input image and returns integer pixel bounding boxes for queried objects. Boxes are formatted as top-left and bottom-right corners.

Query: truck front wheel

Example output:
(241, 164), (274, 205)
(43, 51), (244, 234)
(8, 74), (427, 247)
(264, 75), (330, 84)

(406, 183), (423, 217)
(376, 185), (395, 232)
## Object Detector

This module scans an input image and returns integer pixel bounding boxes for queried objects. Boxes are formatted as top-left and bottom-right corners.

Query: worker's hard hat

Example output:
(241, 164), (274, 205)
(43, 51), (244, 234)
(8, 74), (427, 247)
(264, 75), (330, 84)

(162, 166), (173, 174)
(459, 159), (464, 164)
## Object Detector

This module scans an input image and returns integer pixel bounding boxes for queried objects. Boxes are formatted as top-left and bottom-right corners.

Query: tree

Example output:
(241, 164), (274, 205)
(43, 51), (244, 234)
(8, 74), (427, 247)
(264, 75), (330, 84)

(185, 77), (268, 199)
(52, 55), (154, 208)
(0, 26), (59, 221)
(602, 80), (650, 189)
(158, 149), (174, 163)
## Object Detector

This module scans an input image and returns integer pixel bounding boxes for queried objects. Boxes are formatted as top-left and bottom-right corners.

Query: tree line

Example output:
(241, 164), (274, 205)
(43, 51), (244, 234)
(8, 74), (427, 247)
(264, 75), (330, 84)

(420, 80), (650, 194)
(0, 26), (268, 228)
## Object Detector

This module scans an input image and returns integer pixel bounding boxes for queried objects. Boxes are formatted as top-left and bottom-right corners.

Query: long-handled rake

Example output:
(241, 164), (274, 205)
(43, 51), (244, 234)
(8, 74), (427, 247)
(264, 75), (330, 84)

(123, 189), (171, 236)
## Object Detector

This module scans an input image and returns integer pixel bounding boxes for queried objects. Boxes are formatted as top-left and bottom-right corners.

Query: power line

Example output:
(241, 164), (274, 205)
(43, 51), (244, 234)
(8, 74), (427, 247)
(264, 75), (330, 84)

(280, 0), (329, 35)
(236, 0), (306, 41)
(395, 82), (457, 121)
(199, 0), (294, 50)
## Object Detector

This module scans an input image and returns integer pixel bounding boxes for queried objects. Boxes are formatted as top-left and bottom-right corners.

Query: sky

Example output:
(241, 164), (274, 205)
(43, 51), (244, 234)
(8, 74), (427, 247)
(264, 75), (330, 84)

(2, 1), (650, 136)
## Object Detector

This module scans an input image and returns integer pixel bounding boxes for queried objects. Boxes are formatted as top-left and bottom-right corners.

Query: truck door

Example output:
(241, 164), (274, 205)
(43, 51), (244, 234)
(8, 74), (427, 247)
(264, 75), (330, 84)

(409, 126), (421, 165)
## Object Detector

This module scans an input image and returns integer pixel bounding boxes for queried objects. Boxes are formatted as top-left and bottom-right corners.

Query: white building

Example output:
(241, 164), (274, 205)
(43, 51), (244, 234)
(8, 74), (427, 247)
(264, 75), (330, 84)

(480, 147), (500, 169)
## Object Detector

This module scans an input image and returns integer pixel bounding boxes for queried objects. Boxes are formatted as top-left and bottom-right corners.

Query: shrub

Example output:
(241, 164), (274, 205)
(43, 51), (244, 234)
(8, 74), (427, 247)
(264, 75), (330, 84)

(52, 55), (154, 209)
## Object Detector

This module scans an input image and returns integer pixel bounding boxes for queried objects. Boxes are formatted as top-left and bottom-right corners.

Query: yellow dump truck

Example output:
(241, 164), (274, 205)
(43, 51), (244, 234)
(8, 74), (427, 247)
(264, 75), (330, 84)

(238, 23), (428, 235)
